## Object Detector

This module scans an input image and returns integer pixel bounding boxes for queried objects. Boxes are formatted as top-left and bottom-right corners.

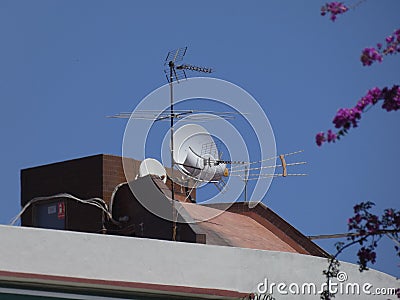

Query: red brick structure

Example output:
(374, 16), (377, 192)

(20, 154), (328, 257)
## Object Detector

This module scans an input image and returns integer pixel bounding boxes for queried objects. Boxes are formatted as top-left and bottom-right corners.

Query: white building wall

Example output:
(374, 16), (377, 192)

(0, 225), (397, 299)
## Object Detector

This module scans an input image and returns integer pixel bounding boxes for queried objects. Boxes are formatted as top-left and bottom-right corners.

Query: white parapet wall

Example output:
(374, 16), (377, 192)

(0, 225), (398, 299)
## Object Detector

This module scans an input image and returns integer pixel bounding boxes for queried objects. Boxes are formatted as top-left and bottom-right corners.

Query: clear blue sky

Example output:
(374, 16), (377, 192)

(0, 0), (399, 277)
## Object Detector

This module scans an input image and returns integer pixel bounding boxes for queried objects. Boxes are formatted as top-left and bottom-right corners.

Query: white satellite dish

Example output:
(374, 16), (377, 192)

(173, 124), (227, 183)
(138, 158), (167, 183)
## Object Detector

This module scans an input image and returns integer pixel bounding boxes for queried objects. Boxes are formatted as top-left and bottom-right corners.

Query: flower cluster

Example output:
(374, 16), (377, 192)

(316, 85), (400, 146)
(357, 247), (377, 269)
(315, 130), (337, 146)
(382, 208), (400, 229)
(360, 48), (382, 66)
(361, 29), (400, 66)
(381, 85), (400, 111)
(332, 108), (361, 129)
(346, 202), (400, 271)
(321, 2), (349, 21)
(348, 201), (379, 234)
(322, 202), (400, 298)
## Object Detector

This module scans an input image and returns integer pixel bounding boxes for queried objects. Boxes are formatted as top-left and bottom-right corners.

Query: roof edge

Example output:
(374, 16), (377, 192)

(202, 202), (330, 258)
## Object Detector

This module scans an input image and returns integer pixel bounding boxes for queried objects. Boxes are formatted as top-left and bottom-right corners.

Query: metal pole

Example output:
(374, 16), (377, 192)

(244, 165), (248, 202)
(169, 63), (176, 241)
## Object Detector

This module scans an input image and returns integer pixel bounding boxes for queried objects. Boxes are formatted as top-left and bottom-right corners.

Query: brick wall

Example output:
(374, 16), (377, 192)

(20, 154), (195, 228)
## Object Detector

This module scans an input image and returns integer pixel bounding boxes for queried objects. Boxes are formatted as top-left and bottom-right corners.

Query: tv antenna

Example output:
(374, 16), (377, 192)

(108, 47), (246, 241)
(174, 140), (307, 202)
(171, 124), (307, 201)
(108, 47), (307, 241)
(164, 47), (213, 241)
(208, 150), (307, 192)
(108, 48), (244, 123)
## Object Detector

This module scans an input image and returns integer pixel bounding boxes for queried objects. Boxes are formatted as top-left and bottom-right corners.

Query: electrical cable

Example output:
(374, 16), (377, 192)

(10, 193), (120, 226)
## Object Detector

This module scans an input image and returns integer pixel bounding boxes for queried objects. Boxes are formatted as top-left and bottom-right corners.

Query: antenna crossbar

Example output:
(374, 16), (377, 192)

(234, 173), (307, 180)
(229, 150), (305, 170)
(176, 64), (212, 73)
(164, 47), (187, 65)
(229, 161), (307, 173)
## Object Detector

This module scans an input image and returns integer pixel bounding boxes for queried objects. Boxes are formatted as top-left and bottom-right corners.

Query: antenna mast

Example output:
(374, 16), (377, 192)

(164, 47), (213, 241)
(244, 165), (249, 202)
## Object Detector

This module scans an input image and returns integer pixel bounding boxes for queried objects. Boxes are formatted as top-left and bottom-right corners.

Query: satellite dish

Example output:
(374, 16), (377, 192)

(173, 124), (227, 182)
(138, 158), (167, 183)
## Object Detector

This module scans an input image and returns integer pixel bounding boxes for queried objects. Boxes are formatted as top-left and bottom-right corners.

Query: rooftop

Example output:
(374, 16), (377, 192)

(181, 202), (298, 252)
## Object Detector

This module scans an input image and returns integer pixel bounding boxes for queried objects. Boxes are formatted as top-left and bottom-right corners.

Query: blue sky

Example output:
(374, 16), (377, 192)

(0, 1), (399, 277)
